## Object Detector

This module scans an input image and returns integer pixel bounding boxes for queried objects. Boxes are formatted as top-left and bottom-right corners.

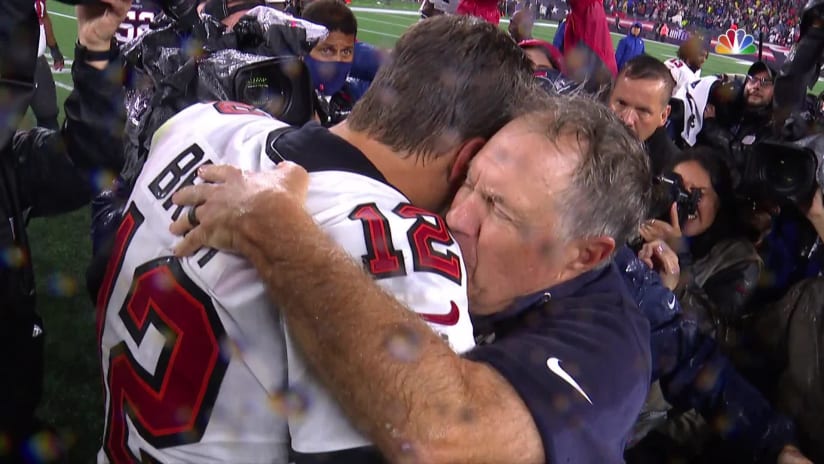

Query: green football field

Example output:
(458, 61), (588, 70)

(25, 2), (819, 460)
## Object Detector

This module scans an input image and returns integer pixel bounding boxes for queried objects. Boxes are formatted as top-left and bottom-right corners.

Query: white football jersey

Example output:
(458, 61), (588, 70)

(664, 58), (702, 95)
(97, 102), (474, 463)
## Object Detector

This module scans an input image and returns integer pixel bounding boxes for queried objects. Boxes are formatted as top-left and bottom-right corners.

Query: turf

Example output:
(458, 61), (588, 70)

(30, 2), (819, 460)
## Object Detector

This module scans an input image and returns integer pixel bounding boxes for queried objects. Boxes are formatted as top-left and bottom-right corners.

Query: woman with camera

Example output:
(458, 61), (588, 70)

(640, 146), (761, 339)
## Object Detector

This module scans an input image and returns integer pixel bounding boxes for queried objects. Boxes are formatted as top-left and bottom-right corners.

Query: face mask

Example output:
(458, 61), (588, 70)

(304, 55), (352, 97)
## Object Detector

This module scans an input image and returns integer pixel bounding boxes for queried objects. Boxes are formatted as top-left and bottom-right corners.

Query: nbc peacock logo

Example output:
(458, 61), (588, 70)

(715, 28), (758, 55)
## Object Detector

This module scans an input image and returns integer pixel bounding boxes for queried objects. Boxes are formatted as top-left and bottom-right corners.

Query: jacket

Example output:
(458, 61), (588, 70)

(553, 19), (566, 52)
(615, 30), (645, 70)
(676, 238), (762, 339)
(753, 277), (824, 463)
(0, 48), (125, 442)
(615, 247), (796, 462)
(645, 126), (680, 176)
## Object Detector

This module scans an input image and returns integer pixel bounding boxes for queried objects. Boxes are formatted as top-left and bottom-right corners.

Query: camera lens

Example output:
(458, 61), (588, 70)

(239, 69), (291, 118)
(760, 153), (814, 197)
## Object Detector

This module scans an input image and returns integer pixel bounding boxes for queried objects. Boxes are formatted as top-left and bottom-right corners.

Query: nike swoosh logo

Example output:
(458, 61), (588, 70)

(667, 295), (677, 310)
(546, 357), (593, 405)
(419, 301), (460, 326)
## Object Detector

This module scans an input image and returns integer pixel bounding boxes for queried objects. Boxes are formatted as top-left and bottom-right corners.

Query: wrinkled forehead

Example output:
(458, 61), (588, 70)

(471, 119), (579, 210)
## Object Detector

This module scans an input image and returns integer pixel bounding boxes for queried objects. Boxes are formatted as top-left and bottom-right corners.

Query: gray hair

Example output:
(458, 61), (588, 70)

(524, 95), (652, 253)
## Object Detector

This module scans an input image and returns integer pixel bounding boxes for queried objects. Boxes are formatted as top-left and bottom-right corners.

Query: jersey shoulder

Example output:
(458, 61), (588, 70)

(308, 180), (474, 352)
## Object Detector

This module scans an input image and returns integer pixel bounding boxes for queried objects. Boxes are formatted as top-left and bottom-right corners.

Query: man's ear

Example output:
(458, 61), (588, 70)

(562, 236), (616, 276)
(448, 137), (486, 185)
(661, 103), (672, 126)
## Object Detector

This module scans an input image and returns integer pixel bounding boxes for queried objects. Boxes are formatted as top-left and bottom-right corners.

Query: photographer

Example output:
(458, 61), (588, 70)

(643, 148), (761, 334)
(0, 0), (129, 461)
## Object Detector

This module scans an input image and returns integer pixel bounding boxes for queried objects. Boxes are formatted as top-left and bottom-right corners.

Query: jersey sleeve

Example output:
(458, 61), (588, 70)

(464, 303), (650, 463)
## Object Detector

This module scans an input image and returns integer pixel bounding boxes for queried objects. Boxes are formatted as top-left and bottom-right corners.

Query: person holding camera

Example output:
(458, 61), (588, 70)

(626, 147), (814, 464)
(0, 0), (129, 461)
(301, 0), (367, 125)
(642, 148), (761, 335)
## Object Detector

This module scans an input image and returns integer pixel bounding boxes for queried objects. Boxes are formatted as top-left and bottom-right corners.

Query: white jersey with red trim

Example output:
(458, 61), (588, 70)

(97, 102), (474, 462)
(664, 58), (702, 95)
(35, 0), (46, 57)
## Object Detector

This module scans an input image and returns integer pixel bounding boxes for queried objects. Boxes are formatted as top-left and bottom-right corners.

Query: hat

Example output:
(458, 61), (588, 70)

(747, 61), (776, 79)
(632, 21), (642, 28)
(518, 39), (564, 73)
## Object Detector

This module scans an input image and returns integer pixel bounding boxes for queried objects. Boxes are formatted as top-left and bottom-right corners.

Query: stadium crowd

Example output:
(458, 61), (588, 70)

(4, 0), (824, 463)
(604, 0), (804, 45)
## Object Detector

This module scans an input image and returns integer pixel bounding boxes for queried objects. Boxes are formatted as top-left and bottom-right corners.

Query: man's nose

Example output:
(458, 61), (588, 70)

(618, 108), (638, 130)
(446, 195), (482, 238)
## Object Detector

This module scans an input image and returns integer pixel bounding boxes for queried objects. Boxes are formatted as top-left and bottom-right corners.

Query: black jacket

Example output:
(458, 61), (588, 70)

(0, 49), (125, 441)
(645, 126), (680, 176)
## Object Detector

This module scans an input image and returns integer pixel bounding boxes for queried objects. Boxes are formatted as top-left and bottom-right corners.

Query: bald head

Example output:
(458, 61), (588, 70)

(677, 36), (707, 72)
(509, 9), (534, 43)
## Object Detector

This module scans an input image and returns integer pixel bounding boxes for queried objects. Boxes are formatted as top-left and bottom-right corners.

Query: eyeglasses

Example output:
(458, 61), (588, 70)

(747, 75), (774, 87)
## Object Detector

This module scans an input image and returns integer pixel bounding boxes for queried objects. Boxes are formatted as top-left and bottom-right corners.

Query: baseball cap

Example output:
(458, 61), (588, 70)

(747, 61), (777, 79)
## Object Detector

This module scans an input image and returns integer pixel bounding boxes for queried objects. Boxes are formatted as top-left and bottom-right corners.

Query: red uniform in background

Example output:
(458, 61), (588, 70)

(564, 0), (618, 76)
(455, 0), (500, 25)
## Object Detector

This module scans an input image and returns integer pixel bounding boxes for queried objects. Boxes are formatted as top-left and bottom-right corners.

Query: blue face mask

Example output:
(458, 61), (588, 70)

(305, 55), (352, 97)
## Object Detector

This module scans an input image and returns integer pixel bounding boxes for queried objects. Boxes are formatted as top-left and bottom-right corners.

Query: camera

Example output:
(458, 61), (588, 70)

(741, 135), (824, 209)
(198, 50), (315, 125)
(651, 172), (703, 227)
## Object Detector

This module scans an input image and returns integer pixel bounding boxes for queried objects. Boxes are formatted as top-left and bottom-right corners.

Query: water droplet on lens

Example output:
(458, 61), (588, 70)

(384, 325), (422, 363)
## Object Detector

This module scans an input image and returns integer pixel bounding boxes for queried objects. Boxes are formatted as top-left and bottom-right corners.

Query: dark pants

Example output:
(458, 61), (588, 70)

(0, 312), (64, 463)
(30, 56), (58, 131)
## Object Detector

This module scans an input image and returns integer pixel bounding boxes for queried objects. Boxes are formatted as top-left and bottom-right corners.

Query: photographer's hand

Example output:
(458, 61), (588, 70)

(638, 239), (680, 290)
(76, 0), (132, 69)
(640, 203), (683, 252)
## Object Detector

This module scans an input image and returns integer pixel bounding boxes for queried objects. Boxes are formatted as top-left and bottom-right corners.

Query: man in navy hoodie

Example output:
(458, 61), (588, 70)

(616, 21), (645, 71)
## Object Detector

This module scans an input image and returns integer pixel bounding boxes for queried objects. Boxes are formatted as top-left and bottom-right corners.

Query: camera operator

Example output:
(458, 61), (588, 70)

(301, 0), (365, 125)
(608, 55), (680, 176)
(735, 62), (777, 144)
(0, 0), (129, 461)
(700, 62), (777, 187)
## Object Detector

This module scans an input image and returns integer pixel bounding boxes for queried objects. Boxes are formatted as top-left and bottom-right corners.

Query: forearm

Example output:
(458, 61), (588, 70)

(63, 50), (125, 173)
(43, 14), (57, 47)
(236, 195), (539, 463)
(238, 196), (470, 459)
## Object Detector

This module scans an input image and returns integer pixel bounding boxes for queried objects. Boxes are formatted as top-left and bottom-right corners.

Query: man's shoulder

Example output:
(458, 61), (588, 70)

(477, 264), (651, 373)
(467, 266), (651, 461)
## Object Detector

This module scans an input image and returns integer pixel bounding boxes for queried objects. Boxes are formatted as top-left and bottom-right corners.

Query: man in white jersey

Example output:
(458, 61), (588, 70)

(96, 15), (536, 463)
(664, 36), (708, 95)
